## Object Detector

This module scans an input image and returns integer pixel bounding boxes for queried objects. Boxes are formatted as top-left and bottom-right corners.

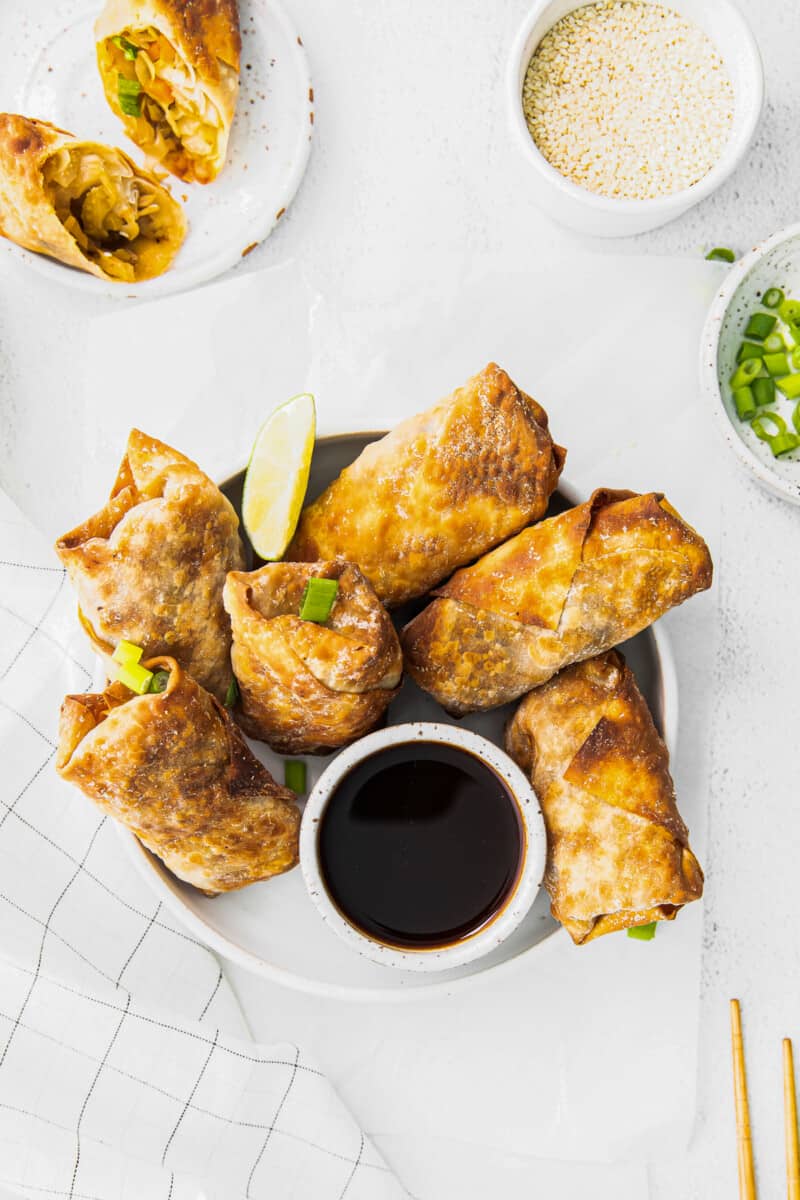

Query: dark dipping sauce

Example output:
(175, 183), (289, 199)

(317, 741), (524, 950)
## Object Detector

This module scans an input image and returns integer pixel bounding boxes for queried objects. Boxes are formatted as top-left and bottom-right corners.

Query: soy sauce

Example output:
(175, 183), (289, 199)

(317, 741), (524, 950)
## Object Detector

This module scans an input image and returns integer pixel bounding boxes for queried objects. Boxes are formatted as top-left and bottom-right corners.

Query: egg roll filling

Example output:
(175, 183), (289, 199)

(42, 145), (174, 282)
(101, 28), (229, 183)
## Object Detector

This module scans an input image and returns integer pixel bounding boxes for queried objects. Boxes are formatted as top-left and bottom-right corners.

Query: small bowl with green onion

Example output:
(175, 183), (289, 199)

(701, 225), (800, 505)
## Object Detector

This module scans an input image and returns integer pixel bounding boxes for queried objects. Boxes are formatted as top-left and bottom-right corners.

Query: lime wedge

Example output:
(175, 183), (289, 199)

(242, 393), (316, 560)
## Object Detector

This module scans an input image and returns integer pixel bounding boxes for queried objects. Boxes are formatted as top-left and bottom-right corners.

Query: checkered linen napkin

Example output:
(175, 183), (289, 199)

(0, 490), (405, 1200)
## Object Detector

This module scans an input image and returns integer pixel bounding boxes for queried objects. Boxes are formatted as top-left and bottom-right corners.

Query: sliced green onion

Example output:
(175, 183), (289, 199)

(737, 341), (766, 363)
(284, 760), (307, 794)
(729, 359), (762, 389)
(745, 312), (777, 341)
(763, 287), (785, 309)
(764, 352), (790, 377)
(752, 412), (788, 440)
(733, 386), (756, 420)
(627, 922), (657, 940)
(779, 299), (800, 326)
(224, 678), (239, 708)
(705, 247), (735, 263)
(763, 332), (786, 354)
(112, 639), (143, 666)
(776, 374), (800, 400)
(790, 346), (800, 371)
(148, 670), (170, 693)
(299, 577), (339, 623)
(112, 34), (140, 59)
(794, 402), (800, 437)
(752, 376), (775, 408)
(117, 661), (154, 694)
(117, 75), (142, 117)
(769, 433), (800, 458)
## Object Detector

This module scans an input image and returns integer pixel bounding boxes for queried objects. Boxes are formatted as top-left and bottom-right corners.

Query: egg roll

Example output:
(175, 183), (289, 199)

(96, 0), (240, 184)
(287, 364), (565, 607)
(224, 561), (403, 754)
(402, 489), (712, 714)
(57, 658), (299, 892)
(0, 114), (185, 282)
(505, 651), (703, 943)
(56, 430), (244, 703)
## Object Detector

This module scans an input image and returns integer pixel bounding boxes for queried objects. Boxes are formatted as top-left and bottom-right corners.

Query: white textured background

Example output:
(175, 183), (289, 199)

(1, 1), (799, 1198)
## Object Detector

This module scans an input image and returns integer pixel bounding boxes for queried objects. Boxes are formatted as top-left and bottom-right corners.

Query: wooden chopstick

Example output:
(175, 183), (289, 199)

(731, 998), (757, 1199)
(784, 1038), (800, 1200)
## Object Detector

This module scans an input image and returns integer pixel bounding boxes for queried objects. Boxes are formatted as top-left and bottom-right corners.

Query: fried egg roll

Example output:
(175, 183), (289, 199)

(0, 114), (185, 281)
(56, 430), (244, 703)
(57, 658), (299, 892)
(287, 363), (565, 607)
(96, 0), (240, 183)
(224, 561), (403, 754)
(505, 651), (703, 943)
(403, 489), (712, 715)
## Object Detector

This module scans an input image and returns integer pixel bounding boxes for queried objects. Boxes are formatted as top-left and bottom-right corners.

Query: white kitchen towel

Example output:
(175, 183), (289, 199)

(0, 491), (406, 1200)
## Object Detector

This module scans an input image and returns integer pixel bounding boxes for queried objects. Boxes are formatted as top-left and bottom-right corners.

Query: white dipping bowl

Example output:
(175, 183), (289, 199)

(700, 223), (800, 506)
(299, 722), (547, 972)
(506, 0), (763, 238)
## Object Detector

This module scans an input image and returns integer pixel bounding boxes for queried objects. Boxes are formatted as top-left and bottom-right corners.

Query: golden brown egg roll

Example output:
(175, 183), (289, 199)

(223, 561), (403, 754)
(402, 489), (712, 715)
(287, 363), (565, 607)
(56, 430), (244, 703)
(95, 0), (240, 184)
(505, 650), (704, 943)
(0, 114), (185, 281)
(57, 658), (299, 892)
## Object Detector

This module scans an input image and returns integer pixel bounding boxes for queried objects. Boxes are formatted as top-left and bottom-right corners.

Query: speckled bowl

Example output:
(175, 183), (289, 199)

(299, 722), (547, 972)
(700, 223), (800, 506)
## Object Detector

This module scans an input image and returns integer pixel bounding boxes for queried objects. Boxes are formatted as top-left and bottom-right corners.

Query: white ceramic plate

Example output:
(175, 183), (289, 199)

(113, 434), (679, 1002)
(6, 0), (312, 298)
(700, 222), (800, 505)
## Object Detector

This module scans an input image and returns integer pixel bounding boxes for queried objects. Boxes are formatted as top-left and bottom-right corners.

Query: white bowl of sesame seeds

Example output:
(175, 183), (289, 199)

(507, 0), (763, 238)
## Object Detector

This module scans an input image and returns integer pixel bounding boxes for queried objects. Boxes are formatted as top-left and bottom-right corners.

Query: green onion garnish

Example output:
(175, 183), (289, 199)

(764, 352), (790, 377)
(775, 373), (800, 400)
(112, 639), (143, 666)
(729, 359), (762, 389)
(790, 346), (800, 371)
(627, 922), (657, 940)
(752, 377), (775, 408)
(117, 661), (154, 695)
(736, 341), (766, 363)
(769, 433), (800, 457)
(112, 34), (140, 60)
(299, 577), (339, 623)
(763, 287), (785, 309)
(779, 299), (800, 326)
(732, 386), (756, 421)
(794, 402), (800, 437)
(745, 313), (777, 341)
(763, 332), (786, 355)
(148, 670), (170, 694)
(224, 678), (239, 708)
(118, 75), (142, 117)
(752, 411), (787, 440)
(705, 247), (735, 263)
(284, 760), (307, 794)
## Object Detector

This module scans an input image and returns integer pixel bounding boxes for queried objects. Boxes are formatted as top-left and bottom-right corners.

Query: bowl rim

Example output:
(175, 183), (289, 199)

(699, 221), (800, 506)
(505, 0), (764, 215)
(298, 721), (548, 973)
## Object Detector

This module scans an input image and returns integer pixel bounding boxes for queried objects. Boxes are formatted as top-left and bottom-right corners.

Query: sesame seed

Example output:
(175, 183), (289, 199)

(521, 0), (735, 200)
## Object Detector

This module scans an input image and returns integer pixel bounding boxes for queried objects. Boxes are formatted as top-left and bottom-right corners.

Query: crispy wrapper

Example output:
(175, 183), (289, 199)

(287, 363), (565, 607)
(224, 561), (402, 754)
(57, 658), (299, 892)
(96, 0), (240, 183)
(0, 114), (185, 281)
(55, 430), (244, 703)
(505, 651), (704, 943)
(402, 489), (712, 714)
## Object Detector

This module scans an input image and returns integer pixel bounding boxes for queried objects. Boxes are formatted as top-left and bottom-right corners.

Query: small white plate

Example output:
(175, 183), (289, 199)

(700, 223), (800, 505)
(6, 0), (312, 298)
(112, 436), (679, 1003)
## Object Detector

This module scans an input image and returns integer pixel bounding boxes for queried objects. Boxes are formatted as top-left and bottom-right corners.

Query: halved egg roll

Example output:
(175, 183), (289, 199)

(95, 0), (241, 184)
(223, 561), (403, 754)
(57, 658), (299, 892)
(402, 489), (712, 714)
(56, 430), (244, 703)
(505, 651), (704, 943)
(288, 363), (565, 607)
(0, 114), (185, 281)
